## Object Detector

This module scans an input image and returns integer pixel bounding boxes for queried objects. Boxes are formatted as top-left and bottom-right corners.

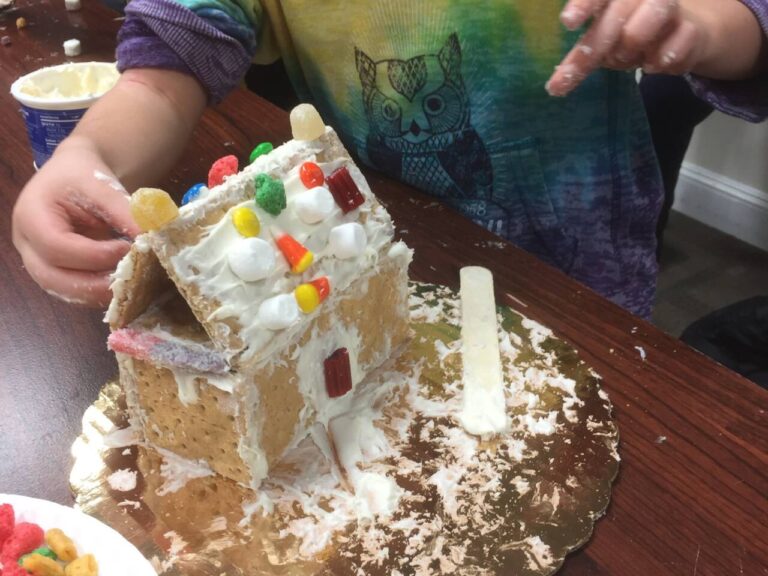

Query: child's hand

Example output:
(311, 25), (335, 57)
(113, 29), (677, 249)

(546, 0), (710, 96)
(12, 138), (140, 307)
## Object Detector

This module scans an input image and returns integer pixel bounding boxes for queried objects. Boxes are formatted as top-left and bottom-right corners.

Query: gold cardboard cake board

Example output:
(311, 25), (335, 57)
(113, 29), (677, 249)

(71, 283), (619, 575)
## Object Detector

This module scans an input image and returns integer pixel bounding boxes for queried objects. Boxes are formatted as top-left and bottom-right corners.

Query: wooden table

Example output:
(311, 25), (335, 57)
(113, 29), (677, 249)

(1, 1), (766, 575)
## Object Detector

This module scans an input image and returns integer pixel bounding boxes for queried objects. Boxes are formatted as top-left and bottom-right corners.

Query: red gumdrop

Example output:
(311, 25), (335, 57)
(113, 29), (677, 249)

(207, 155), (239, 188)
(1, 522), (44, 563)
(324, 348), (352, 399)
(325, 167), (364, 214)
(299, 161), (325, 189)
(0, 504), (15, 549)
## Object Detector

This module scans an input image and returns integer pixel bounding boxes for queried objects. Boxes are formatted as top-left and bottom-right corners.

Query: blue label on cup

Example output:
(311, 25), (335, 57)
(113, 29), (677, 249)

(19, 104), (87, 168)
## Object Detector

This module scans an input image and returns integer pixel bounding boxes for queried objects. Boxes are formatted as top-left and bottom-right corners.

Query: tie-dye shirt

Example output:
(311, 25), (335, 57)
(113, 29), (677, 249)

(116, 0), (768, 319)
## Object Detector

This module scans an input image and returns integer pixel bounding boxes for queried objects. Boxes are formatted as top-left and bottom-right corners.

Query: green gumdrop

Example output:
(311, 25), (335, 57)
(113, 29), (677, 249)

(19, 547), (58, 565)
(254, 173), (286, 216)
(249, 142), (273, 164)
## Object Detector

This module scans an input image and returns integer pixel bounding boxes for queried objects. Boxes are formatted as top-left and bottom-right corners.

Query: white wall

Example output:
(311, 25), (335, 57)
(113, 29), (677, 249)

(674, 112), (768, 251)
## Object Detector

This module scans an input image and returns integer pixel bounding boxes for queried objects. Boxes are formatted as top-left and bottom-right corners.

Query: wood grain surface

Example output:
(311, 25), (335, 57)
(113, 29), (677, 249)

(0, 1), (766, 575)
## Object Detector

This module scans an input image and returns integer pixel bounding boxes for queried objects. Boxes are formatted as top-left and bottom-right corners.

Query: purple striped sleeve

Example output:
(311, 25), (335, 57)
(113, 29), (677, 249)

(117, 0), (254, 103)
(687, 0), (768, 122)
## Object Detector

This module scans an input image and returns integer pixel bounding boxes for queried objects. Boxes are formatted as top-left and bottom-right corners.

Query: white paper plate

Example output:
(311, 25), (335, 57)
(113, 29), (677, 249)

(0, 494), (156, 575)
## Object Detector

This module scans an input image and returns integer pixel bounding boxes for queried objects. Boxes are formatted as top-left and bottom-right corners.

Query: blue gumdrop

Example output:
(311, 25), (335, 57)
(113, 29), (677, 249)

(182, 183), (207, 206)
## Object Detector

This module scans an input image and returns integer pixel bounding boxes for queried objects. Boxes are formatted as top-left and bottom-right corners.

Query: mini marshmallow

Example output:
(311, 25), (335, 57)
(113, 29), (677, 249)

(65, 0), (82, 10)
(63, 38), (81, 56)
(228, 237), (275, 282)
(292, 186), (336, 224)
(258, 294), (300, 330)
(329, 222), (367, 259)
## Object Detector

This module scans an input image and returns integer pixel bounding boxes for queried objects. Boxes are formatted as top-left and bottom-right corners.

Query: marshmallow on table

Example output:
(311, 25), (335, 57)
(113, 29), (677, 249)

(63, 38), (81, 56)
(329, 222), (367, 259)
(293, 186), (336, 224)
(228, 237), (275, 282)
(258, 294), (300, 330)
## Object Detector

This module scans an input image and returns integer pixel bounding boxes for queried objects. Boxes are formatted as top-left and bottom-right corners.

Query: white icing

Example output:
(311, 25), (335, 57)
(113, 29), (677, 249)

(227, 237), (276, 282)
(240, 492), (274, 525)
(328, 397), (404, 520)
(170, 370), (199, 405)
(387, 241), (411, 261)
(104, 249), (135, 325)
(258, 294), (300, 330)
(353, 472), (403, 520)
(524, 411), (559, 436)
(428, 465), (463, 520)
(13, 61), (118, 102)
(103, 427), (139, 448)
(524, 536), (553, 570)
(203, 516), (228, 534)
(458, 267), (508, 437)
(511, 476), (531, 496)
(107, 469), (137, 492)
(292, 186), (337, 224)
(94, 169), (127, 194)
(328, 222), (367, 259)
(163, 531), (187, 556)
(156, 448), (215, 496)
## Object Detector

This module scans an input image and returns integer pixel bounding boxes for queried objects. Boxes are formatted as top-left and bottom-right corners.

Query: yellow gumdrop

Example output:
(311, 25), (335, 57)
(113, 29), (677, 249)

(129, 187), (179, 232)
(294, 283), (320, 313)
(22, 554), (65, 576)
(46, 529), (77, 562)
(231, 206), (261, 237)
(64, 554), (98, 576)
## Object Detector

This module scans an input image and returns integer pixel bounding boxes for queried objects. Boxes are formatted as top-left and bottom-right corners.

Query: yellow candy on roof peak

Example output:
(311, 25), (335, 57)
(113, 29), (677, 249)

(129, 187), (178, 232)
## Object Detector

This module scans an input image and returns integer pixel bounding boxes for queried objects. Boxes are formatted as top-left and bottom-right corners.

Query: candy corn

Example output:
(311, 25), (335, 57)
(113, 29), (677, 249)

(294, 277), (330, 313)
(272, 228), (313, 274)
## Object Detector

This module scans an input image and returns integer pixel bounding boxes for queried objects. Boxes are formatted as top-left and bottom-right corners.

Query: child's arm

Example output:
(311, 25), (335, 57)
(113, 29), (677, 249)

(547, 0), (767, 96)
(12, 68), (206, 306)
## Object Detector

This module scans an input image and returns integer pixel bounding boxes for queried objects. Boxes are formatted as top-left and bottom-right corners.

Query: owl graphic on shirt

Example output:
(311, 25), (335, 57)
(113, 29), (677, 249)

(355, 33), (494, 201)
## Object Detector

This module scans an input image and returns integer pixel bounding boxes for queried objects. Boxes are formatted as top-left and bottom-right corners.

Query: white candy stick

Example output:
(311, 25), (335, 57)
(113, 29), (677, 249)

(458, 266), (508, 437)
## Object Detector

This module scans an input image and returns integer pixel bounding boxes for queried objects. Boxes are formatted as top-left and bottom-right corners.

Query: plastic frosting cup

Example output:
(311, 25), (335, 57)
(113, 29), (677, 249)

(10, 62), (120, 168)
